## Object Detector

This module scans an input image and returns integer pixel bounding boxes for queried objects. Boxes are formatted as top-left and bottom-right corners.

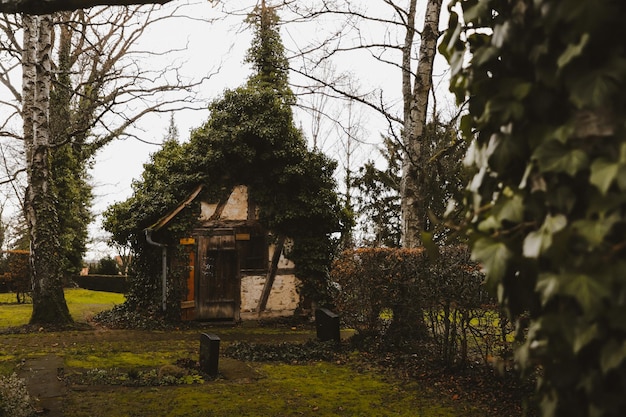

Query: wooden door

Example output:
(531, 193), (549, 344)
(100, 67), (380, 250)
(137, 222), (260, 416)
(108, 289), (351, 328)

(196, 235), (239, 320)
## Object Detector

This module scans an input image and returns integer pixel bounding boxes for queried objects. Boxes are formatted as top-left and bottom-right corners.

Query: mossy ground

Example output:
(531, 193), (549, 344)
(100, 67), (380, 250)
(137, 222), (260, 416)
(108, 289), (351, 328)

(0, 290), (512, 417)
(63, 362), (460, 417)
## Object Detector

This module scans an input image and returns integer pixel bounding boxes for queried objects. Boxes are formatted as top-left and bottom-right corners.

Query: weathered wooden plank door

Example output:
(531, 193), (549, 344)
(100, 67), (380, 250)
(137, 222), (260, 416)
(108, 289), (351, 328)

(196, 235), (239, 320)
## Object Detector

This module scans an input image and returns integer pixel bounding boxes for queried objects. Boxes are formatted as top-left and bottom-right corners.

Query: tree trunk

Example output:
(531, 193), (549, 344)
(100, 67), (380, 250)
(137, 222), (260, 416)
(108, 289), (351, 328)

(23, 14), (73, 325)
(400, 0), (443, 248)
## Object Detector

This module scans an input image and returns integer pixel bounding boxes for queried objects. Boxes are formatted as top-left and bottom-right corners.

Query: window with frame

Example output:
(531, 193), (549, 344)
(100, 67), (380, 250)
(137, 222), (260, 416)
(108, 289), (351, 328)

(238, 233), (268, 271)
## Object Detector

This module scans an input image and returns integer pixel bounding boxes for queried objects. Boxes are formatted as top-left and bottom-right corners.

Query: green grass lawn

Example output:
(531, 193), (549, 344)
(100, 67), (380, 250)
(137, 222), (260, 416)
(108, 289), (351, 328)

(0, 290), (507, 417)
(0, 288), (125, 328)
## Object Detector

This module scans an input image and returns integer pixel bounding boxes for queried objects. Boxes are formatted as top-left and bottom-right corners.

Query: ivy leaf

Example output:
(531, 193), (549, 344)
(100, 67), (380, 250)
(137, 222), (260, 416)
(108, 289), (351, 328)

(523, 231), (545, 259)
(523, 214), (567, 258)
(473, 45), (500, 67)
(557, 33), (589, 69)
(570, 70), (617, 109)
(590, 158), (619, 195)
(572, 214), (619, 247)
(463, 0), (490, 23)
(536, 273), (560, 307)
(494, 193), (524, 223)
(478, 215), (501, 233)
(618, 166), (626, 191)
(562, 274), (610, 314)
(573, 323), (599, 354)
(512, 82), (532, 100)
(600, 339), (626, 374)
(471, 237), (511, 285)
(534, 140), (589, 176)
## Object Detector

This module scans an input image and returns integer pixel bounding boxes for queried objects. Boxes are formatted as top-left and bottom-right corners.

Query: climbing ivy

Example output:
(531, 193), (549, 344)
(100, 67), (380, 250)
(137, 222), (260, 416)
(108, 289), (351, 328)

(440, 1), (626, 416)
(103, 4), (340, 318)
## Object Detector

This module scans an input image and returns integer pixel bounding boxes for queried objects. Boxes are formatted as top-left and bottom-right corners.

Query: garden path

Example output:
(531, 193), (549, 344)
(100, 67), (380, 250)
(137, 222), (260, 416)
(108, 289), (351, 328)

(18, 354), (66, 417)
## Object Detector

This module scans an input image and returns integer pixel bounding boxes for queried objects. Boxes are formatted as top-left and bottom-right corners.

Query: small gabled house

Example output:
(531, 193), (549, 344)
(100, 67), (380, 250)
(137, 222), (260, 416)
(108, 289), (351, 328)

(146, 184), (300, 322)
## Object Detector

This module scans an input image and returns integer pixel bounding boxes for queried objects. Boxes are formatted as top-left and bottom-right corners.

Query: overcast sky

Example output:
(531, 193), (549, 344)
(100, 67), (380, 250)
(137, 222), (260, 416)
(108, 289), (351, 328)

(85, 0), (455, 259)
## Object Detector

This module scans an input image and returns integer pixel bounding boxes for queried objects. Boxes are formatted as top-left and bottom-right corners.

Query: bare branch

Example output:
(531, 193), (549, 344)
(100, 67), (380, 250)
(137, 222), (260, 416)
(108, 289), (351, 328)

(291, 66), (402, 125)
(0, 0), (177, 15)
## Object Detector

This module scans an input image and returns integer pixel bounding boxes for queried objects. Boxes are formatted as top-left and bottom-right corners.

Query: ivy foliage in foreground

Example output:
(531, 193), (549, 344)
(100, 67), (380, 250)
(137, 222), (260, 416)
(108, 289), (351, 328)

(103, 4), (340, 315)
(440, 1), (626, 416)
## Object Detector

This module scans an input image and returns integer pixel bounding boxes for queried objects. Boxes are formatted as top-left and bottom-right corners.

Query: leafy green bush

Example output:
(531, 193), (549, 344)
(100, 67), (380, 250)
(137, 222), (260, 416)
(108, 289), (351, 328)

(224, 340), (338, 363)
(90, 256), (120, 276)
(93, 304), (169, 331)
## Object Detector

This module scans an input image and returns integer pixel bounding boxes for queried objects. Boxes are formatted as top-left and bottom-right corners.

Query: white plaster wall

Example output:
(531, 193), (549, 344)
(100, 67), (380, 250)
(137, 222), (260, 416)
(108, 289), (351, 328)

(240, 274), (300, 319)
(199, 201), (217, 220)
(220, 185), (248, 220)
(269, 239), (295, 269)
(199, 185), (249, 221)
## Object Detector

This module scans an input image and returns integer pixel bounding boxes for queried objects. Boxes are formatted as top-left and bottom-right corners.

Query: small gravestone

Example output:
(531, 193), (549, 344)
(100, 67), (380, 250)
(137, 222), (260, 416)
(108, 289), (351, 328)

(315, 308), (341, 344)
(199, 333), (220, 377)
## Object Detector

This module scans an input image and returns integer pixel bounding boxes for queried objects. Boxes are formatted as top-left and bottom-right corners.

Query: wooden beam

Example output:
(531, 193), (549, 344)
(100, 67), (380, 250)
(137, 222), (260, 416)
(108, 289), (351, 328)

(256, 235), (286, 315)
(147, 184), (203, 231)
(0, 249), (30, 254)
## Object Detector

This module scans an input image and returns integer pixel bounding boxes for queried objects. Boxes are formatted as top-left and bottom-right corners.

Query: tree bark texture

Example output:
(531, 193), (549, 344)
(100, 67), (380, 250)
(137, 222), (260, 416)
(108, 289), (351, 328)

(23, 14), (73, 325)
(0, 0), (171, 14)
(400, 0), (443, 248)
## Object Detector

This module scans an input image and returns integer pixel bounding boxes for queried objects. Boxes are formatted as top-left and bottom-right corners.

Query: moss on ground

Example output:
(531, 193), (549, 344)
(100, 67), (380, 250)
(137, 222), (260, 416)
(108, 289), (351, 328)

(0, 294), (504, 417)
(63, 362), (459, 417)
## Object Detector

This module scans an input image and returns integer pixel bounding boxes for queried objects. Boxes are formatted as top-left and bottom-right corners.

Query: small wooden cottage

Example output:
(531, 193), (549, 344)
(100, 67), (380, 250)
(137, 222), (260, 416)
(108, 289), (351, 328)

(146, 184), (300, 322)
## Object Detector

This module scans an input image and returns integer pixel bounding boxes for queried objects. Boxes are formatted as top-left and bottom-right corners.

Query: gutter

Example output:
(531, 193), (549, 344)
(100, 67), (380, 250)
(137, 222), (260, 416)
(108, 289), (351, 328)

(144, 228), (167, 313)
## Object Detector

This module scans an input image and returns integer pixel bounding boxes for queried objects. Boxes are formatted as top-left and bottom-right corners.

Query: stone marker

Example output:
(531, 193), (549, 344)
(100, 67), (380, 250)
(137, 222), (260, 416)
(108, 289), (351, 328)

(315, 308), (341, 344)
(200, 333), (220, 376)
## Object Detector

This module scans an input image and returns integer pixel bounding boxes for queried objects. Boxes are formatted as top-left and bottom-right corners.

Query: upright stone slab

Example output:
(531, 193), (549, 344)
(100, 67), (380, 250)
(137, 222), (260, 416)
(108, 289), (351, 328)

(199, 333), (220, 377)
(315, 308), (341, 344)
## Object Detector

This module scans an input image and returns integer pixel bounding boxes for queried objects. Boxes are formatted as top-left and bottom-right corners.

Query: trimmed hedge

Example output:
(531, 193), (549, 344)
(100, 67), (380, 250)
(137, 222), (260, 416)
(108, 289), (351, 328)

(72, 275), (128, 294)
(330, 247), (512, 366)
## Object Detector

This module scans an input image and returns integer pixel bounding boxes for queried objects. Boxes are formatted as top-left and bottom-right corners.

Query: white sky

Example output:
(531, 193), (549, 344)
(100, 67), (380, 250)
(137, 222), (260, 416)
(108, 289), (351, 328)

(64, 0), (454, 259)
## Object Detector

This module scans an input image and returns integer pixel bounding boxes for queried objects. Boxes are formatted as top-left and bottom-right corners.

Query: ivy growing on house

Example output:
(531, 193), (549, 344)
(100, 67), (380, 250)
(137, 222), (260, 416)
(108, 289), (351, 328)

(102, 3), (340, 320)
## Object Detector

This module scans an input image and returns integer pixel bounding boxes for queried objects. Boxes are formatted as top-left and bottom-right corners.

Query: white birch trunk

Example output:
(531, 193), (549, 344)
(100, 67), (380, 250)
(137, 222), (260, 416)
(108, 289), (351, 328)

(22, 13), (73, 324)
(400, 0), (443, 248)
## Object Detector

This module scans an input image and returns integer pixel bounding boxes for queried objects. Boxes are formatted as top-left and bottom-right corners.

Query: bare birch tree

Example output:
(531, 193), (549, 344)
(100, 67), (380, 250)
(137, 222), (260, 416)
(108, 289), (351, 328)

(280, 0), (444, 248)
(214, 1), (445, 248)
(22, 14), (73, 323)
(0, 4), (215, 324)
(399, 0), (443, 248)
